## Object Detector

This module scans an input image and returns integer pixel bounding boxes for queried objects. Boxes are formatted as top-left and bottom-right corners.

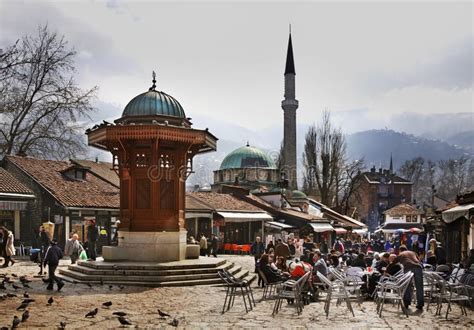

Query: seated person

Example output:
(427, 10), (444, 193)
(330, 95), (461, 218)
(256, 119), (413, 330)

(351, 253), (367, 269)
(275, 256), (288, 272)
(376, 253), (390, 273)
(312, 251), (328, 278)
(259, 254), (289, 283)
(385, 254), (402, 276)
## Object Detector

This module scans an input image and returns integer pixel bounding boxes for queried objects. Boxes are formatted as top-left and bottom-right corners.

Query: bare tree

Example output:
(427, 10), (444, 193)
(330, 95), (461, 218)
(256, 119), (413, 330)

(302, 111), (346, 206)
(0, 25), (97, 160)
(338, 159), (365, 214)
(437, 156), (472, 200)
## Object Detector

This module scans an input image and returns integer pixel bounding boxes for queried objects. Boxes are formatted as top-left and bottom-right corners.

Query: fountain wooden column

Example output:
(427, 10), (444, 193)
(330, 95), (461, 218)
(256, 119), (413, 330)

(86, 74), (217, 262)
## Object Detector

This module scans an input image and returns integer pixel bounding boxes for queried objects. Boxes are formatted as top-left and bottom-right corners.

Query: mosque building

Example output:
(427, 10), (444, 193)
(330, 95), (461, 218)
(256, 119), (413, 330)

(212, 31), (299, 193)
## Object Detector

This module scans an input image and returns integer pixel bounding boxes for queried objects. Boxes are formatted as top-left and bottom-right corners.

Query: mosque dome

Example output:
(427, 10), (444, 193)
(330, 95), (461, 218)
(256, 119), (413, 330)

(220, 144), (277, 170)
(119, 72), (186, 121)
(291, 190), (307, 199)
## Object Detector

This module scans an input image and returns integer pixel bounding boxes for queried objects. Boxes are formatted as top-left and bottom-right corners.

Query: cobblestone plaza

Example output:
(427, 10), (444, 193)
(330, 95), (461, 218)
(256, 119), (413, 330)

(1, 255), (473, 329)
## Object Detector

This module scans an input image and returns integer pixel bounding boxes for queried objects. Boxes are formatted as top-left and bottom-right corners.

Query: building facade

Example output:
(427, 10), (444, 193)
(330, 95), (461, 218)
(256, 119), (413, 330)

(354, 165), (413, 232)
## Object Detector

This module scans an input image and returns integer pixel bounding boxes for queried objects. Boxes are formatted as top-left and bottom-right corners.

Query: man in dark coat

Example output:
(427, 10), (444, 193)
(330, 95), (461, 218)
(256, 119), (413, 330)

(38, 226), (51, 275)
(43, 239), (64, 291)
(86, 220), (100, 261)
(250, 236), (265, 273)
(209, 234), (218, 258)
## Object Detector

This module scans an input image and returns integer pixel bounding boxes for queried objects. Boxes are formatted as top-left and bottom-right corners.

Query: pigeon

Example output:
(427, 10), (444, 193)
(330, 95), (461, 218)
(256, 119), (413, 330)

(22, 299), (35, 304)
(59, 321), (67, 329)
(47, 297), (54, 305)
(22, 283), (30, 289)
(100, 280), (104, 286)
(12, 284), (20, 290)
(21, 310), (29, 322)
(11, 274), (18, 278)
(118, 316), (132, 326)
(16, 302), (29, 310)
(12, 316), (20, 329)
(112, 312), (127, 317)
(86, 283), (92, 288)
(6, 293), (17, 298)
(158, 309), (171, 318)
(0, 283), (6, 290)
(23, 292), (29, 298)
(19, 276), (31, 283)
(85, 308), (98, 318)
(118, 285), (125, 290)
(102, 301), (112, 308)
(169, 318), (179, 327)
(109, 285), (113, 290)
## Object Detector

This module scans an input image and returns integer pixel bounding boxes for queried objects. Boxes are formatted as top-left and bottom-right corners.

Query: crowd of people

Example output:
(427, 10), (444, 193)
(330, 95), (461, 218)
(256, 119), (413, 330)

(251, 234), (474, 313)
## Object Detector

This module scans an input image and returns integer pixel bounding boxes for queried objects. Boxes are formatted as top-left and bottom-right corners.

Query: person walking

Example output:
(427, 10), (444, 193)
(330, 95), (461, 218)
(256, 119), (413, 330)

(209, 234), (218, 257)
(43, 239), (64, 291)
(250, 236), (265, 273)
(1, 227), (16, 267)
(86, 219), (99, 261)
(38, 225), (51, 274)
(199, 234), (208, 257)
(64, 233), (83, 264)
(398, 245), (424, 312)
(274, 239), (291, 260)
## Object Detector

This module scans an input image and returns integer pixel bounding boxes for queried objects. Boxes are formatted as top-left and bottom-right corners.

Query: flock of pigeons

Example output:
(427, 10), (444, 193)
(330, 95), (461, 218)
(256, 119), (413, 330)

(1, 273), (180, 328)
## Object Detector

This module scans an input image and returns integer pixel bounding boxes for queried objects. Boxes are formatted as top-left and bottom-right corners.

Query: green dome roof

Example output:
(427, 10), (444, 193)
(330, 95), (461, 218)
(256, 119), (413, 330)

(220, 145), (277, 170)
(122, 89), (186, 119)
(291, 190), (307, 198)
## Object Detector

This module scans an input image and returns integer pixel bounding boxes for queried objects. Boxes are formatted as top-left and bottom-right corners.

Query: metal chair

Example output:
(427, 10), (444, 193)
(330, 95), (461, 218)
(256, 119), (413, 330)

(218, 270), (252, 313)
(222, 268), (256, 307)
(272, 271), (311, 316)
(374, 271), (413, 317)
(258, 270), (282, 300)
(429, 271), (472, 319)
(317, 271), (355, 318)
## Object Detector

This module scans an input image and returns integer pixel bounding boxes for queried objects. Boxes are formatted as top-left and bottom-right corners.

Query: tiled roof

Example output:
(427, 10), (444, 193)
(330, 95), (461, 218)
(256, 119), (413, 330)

(0, 168), (34, 195)
(71, 159), (119, 187)
(187, 192), (262, 212)
(185, 194), (213, 211)
(363, 171), (411, 184)
(383, 203), (424, 216)
(6, 156), (119, 209)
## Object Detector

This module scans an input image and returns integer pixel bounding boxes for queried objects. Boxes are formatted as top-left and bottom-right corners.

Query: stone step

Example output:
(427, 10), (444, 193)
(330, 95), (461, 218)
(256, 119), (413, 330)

(58, 267), (236, 283)
(76, 258), (227, 271)
(66, 261), (235, 277)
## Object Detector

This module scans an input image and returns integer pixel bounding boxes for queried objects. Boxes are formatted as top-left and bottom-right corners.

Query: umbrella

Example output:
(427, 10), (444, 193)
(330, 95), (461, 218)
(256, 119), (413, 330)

(409, 227), (422, 233)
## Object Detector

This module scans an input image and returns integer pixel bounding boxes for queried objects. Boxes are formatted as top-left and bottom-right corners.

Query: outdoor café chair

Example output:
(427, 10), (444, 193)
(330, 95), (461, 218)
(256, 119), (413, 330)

(272, 271), (311, 316)
(428, 271), (472, 319)
(223, 268), (256, 307)
(258, 270), (282, 301)
(218, 270), (253, 313)
(374, 271), (413, 318)
(317, 271), (355, 318)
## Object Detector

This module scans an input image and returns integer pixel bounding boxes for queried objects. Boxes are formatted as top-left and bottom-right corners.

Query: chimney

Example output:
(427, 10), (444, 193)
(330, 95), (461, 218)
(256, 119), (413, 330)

(378, 168), (382, 174)
(370, 166), (376, 173)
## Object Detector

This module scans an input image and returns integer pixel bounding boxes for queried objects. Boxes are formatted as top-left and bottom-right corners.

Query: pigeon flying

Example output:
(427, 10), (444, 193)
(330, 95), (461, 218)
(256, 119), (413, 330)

(85, 308), (98, 318)
(21, 310), (29, 322)
(102, 301), (113, 308)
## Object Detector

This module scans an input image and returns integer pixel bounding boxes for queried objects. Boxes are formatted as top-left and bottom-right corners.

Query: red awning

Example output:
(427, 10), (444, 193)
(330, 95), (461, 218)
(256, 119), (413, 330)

(334, 227), (347, 234)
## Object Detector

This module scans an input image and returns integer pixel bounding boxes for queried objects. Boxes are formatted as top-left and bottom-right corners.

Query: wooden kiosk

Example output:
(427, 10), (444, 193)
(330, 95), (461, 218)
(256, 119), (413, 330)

(86, 74), (217, 262)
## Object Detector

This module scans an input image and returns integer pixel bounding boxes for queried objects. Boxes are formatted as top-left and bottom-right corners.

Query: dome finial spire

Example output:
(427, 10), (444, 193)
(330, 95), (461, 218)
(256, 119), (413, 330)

(149, 70), (157, 91)
(246, 141), (250, 147)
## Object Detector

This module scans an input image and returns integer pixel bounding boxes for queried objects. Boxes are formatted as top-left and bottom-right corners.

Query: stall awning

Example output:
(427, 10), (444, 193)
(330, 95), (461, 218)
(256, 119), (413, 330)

(334, 227), (347, 234)
(265, 221), (295, 230)
(352, 228), (368, 235)
(309, 222), (334, 232)
(217, 212), (273, 223)
(185, 212), (212, 219)
(442, 204), (474, 224)
(375, 223), (424, 234)
(0, 200), (29, 211)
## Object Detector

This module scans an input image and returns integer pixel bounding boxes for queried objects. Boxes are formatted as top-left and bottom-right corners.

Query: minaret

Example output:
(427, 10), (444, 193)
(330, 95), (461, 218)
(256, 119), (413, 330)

(389, 153), (393, 174)
(281, 30), (299, 190)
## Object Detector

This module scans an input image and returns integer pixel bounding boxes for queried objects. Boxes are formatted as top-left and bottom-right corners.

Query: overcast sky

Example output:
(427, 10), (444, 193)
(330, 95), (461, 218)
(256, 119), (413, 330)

(1, 1), (472, 136)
